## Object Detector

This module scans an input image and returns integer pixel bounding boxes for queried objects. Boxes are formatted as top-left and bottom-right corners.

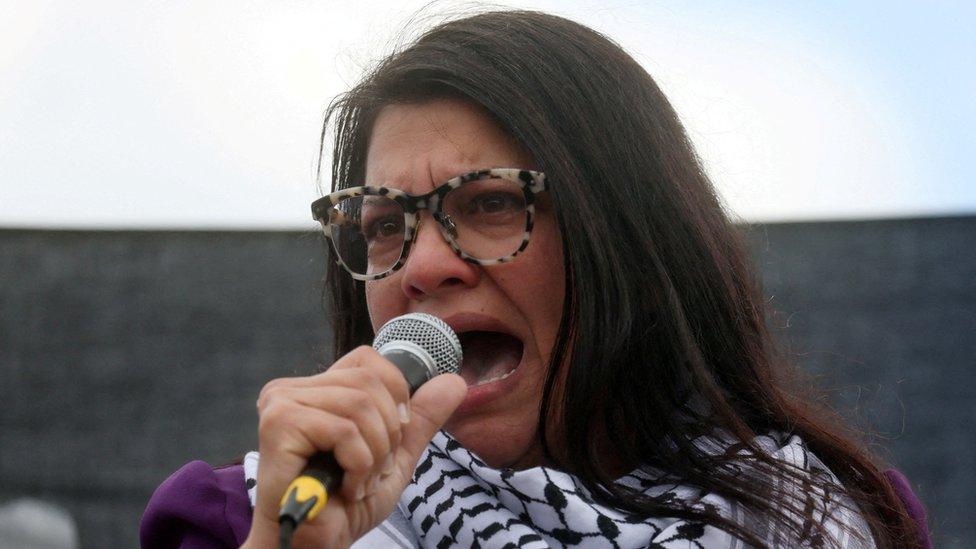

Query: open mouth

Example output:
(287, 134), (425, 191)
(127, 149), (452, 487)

(458, 331), (524, 387)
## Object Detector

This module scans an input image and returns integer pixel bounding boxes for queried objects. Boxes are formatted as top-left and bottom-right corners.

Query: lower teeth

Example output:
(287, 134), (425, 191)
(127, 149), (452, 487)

(473, 367), (517, 387)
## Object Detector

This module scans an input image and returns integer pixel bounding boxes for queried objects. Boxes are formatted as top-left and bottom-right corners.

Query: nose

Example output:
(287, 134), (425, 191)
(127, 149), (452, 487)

(399, 213), (479, 300)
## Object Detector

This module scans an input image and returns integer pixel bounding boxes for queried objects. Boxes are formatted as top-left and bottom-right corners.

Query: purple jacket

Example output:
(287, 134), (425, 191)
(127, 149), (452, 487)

(141, 461), (252, 548)
(140, 461), (932, 548)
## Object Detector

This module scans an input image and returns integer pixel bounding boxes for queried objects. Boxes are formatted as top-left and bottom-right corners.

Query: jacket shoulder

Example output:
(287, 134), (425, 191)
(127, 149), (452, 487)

(140, 461), (252, 548)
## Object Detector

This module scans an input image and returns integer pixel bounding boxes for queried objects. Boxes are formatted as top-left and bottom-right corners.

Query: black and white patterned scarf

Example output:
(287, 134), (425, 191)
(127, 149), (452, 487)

(397, 431), (873, 548)
(245, 430), (873, 548)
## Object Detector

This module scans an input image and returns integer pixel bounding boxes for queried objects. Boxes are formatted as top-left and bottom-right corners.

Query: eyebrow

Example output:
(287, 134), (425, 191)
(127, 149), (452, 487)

(366, 165), (502, 190)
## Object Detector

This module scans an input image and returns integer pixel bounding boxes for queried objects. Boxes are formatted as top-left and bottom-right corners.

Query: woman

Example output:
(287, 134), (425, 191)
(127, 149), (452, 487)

(142, 10), (928, 548)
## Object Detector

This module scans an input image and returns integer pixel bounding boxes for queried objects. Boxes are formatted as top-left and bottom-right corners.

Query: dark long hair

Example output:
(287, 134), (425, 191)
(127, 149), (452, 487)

(318, 10), (919, 548)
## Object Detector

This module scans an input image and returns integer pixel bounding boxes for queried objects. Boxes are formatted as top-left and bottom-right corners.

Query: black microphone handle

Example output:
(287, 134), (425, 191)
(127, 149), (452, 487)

(381, 347), (436, 394)
(277, 348), (435, 529)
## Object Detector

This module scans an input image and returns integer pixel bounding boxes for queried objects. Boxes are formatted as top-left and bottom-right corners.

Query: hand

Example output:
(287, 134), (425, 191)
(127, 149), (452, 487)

(241, 346), (467, 548)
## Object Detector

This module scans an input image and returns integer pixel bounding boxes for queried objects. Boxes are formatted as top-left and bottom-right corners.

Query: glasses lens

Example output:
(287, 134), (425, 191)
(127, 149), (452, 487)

(443, 177), (528, 260)
(328, 195), (405, 276)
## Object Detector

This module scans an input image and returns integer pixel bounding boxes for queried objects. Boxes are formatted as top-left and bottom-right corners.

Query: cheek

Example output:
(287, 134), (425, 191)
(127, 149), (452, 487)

(505, 229), (565, 356)
(365, 280), (402, 331)
(535, 230), (566, 355)
(530, 222), (565, 307)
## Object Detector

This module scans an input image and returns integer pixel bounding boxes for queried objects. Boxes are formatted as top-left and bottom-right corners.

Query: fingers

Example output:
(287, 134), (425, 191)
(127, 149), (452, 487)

(274, 387), (395, 497)
(254, 346), (413, 502)
(248, 346), (467, 548)
(288, 376), (404, 451)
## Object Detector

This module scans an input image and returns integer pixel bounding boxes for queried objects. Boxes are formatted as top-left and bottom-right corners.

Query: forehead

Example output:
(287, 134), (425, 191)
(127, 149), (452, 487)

(364, 98), (534, 192)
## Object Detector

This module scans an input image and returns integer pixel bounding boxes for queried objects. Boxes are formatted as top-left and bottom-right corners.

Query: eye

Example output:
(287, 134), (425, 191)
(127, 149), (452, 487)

(364, 214), (404, 239)
(467, 192), (524, 215)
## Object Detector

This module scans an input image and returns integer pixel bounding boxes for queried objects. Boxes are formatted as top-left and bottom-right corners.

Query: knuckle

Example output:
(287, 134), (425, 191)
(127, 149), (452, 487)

(265, 376), (283, 388)
(328, 345), (372, 371)
(349, 345), (378, 362)
(348, 390), (372, 411)
(260, 377), (285, 395)
(345, 366), (381, 393)
(347, 449), (374, 473)
(257, 401), (286, 429)
(256, 379), (285, 409)
(333, 416), (358, 440)
(361, 368), (385, 390)
(257, 412), (284, 443)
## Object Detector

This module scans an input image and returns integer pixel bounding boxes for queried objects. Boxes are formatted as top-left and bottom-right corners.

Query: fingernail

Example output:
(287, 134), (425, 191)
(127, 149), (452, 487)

(398, 402), (410, 424)
(382, 453), (395, 475)
(355, 483), (366, 500)
(368, 474), (380, 495)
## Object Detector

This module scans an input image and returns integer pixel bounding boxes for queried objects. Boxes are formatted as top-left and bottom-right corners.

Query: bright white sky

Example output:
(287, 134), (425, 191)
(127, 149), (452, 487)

(1, 0), (973, 229)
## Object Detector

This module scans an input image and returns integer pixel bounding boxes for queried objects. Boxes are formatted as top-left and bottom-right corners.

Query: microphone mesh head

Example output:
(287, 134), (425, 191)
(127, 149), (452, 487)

(372, 313), (462, 375)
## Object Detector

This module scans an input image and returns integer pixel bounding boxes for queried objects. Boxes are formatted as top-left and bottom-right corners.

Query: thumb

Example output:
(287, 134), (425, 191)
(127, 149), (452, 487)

(399, 373), (467, 460)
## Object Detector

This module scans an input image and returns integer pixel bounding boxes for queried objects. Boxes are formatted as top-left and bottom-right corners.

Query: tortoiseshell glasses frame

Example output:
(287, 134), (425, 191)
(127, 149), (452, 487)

(311, 168), (548, 281)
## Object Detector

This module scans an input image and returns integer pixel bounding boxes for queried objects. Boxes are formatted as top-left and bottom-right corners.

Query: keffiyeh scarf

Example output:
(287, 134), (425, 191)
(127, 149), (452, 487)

(244, 430), (873, 548)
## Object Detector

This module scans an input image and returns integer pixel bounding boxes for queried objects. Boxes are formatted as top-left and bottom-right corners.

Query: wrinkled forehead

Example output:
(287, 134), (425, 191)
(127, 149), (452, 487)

(363, 99), (534, 194)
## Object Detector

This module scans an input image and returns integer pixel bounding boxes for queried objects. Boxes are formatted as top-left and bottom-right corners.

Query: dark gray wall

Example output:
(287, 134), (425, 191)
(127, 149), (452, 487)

(1, 231), (332, 547)
(1, 217), (973, 547)
(748, 217), (975, 547)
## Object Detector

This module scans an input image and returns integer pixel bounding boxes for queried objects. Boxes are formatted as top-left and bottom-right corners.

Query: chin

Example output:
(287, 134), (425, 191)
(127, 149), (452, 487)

(443, 414), (543, 470)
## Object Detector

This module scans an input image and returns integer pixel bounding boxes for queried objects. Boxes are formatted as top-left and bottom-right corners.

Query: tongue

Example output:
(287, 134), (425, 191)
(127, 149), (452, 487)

(458, 331), (523, 386)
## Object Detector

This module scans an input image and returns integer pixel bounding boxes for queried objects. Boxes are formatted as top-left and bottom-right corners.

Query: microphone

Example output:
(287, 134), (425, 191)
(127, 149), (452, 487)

(277, 313), (462, 544)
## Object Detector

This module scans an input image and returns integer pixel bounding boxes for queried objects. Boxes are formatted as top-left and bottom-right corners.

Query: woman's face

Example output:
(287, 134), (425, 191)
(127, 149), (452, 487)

(363, 98), (565, 469)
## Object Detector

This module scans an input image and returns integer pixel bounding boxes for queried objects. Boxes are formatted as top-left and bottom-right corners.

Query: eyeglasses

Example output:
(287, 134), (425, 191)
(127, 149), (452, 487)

(312, 168), (548, 281)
